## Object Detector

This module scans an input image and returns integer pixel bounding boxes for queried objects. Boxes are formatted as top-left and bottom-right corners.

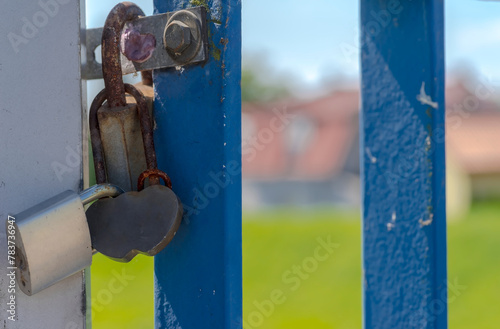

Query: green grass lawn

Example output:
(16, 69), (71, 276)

(91, 203), (500, 328)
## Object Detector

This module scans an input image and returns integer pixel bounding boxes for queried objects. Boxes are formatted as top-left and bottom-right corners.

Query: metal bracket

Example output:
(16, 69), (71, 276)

(82, 6), (208, 80)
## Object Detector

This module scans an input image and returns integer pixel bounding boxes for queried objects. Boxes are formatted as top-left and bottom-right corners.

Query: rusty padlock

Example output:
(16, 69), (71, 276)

(87, 84), (182, 262)
(95, 2), (155, 192)
(87, 2), (183, 262)
(97, 71), (154, 192)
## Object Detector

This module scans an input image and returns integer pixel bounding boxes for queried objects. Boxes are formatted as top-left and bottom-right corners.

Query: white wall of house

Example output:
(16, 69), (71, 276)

(0, 1), (87, 327)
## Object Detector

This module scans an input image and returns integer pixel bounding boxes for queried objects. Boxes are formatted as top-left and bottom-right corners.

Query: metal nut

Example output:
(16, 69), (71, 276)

(164, 20), (192, 55)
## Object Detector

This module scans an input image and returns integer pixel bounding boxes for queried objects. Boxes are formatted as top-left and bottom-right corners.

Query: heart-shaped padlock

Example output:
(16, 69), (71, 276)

(85, 181), (182, 262)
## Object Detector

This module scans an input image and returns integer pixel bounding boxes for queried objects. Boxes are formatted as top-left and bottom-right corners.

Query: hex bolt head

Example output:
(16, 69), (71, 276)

(164, 20), (192, 55)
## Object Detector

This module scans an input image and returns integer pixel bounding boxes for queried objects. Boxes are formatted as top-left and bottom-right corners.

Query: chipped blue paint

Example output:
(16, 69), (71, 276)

(153, 1), (241, 328)
(360, 1), (447, 329)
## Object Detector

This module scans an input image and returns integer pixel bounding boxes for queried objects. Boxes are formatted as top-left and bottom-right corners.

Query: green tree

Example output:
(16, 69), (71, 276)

(241, 68), (290, 103)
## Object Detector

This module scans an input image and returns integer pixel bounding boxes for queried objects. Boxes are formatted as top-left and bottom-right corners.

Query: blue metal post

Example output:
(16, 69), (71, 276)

(153, 1), (241, 328)
(360, 1), (447, 328)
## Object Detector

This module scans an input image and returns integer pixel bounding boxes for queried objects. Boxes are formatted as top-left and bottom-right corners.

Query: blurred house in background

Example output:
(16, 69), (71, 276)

(446, 78), (500, 218)
(242, 91), (360, 209)
(242, 76), (500, 217)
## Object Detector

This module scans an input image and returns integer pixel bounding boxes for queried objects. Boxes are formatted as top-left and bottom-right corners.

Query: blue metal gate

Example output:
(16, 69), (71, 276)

(153, 1), (242, 328)
(152, 0), (448, 328)
(360, 1), (448, 328)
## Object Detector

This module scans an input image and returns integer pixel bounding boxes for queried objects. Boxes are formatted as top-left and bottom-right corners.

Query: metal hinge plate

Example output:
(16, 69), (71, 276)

(82, 6), (208, 80)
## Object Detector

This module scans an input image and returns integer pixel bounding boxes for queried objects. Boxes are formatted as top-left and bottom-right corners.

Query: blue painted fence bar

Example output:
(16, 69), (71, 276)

(360, 1), (447, 328)
(153, 1), (242, 328)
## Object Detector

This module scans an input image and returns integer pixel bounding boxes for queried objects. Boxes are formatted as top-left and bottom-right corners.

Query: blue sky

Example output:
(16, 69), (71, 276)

(87, 0), (500, 84)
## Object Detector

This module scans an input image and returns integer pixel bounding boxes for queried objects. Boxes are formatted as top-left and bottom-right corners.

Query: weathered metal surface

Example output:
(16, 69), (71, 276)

(90, 83), (159, 188)
(82, 6), (208, 80)
(153, 0), (242, 328)
(121, 26), (156, 63)
(0, 0), (87, 327)
(89, 88), (110, 185)
(97, 102), (147, 191)
(91, 4), (161, 190)
(125, 84), (159, 180)
(91, 75), (153, 191)
(89, 34), (182, 261)
(83, 27), (105, 80)
(102, 2), (145, 107)
(164, 20), (191, 54)
(164, 9), (207, 64)
(360, 1), (447, 329)
(137, 168), (173, 190)
(85, 184), (183, 262)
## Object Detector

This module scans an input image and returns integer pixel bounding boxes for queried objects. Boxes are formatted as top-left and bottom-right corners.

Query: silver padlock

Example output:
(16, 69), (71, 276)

(9, 184), (124, 296)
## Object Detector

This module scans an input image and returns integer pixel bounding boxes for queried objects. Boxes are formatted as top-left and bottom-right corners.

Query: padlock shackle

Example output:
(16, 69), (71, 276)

(137, 169), (172, 191)
(89, 83), (159, 185)
(102, 2), (145, 108)
(92, 2), (162, 188)
(80, 184), (125, 205)
(81, 183), (125, 256)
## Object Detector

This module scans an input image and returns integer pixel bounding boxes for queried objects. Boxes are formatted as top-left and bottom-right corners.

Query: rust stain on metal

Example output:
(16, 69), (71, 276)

(102, 2), (145, 108)
(137, 169), (172, 191)
(124, 83), (159, 185)
(97, 102), (142, 190)
(90, 83), (161, 186)
(90, 2), (172, 190)
(89, 88), (109, 184)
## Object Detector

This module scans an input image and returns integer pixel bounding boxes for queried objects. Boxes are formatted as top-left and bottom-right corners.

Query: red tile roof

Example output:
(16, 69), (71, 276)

(242, 91), (359, 179)
(242, 81), (500, 179)
(447, 113), (500, 174)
